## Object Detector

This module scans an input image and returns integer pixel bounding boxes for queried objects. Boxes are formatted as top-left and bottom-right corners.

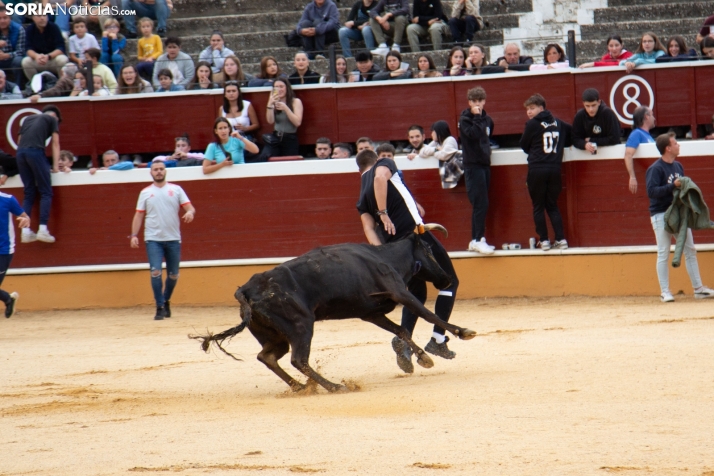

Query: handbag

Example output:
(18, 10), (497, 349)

(262, 132), (281, 146)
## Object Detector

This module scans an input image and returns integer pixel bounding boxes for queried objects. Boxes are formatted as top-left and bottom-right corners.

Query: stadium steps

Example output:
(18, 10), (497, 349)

(575, 1), (714, 64)
(123, 0), (529, 74)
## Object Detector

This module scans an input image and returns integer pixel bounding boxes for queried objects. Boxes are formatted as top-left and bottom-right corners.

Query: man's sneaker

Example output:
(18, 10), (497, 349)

(538, 240), (551, 251)
(154, 306), (166, 320)
(371, 44), (389, 56)
(157, 28), (166, 37)
(661, 291), (675, 303)
(164, 301), (171, 318)
(425, 336), (456, 359)
(5, 292), (18, 318)
(694, 286), (714, 299)
(36, 231), (56, 243)
(481, 237), (496, 250)
(391, 43), (401, 52)
(21, 231), (37, 243)
(552, 239), (568, 250)
(391, 336), (414, 374)
(468, 238), (494, 255)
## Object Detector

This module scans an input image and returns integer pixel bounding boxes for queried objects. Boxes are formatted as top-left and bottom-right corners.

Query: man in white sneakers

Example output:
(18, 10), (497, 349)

(645, 133), (714, 302)
(17, 105), (61, 244)
(130, 161), (195, 320)
(0, 166), (30, 318)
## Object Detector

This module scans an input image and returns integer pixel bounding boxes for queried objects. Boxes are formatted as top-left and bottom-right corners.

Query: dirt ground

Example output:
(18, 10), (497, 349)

(2, 296), (714, 476)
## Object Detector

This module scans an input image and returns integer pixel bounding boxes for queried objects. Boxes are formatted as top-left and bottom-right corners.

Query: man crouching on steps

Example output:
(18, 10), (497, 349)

(355, 149), (459, 373)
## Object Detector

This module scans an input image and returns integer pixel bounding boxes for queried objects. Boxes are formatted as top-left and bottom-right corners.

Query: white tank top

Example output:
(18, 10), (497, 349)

(222, 100), (251, 129)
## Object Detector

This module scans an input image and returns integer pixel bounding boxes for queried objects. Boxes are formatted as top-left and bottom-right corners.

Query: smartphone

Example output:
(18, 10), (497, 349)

(400, 62), (410, 71)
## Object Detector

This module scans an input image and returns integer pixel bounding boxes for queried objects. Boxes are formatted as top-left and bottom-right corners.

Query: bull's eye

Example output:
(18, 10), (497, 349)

(413, 261), (422, 274)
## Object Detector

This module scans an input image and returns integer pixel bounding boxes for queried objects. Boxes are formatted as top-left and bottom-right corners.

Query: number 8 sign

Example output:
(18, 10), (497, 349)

(609, 75), (655, 126)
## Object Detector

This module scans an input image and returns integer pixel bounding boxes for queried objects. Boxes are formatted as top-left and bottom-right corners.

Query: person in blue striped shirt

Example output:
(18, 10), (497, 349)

(0, 168), (31, 318)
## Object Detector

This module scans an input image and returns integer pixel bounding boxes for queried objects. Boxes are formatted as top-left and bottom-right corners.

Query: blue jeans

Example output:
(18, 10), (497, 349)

(101, 52), (124, 77)
(650, 213), (702, 294)
(17, 147), (53, 225)
(339, 25), (375, 58)
(145, 240), (181, 308)
(122, 0), (170, 32)
(0, 55), (24, 85)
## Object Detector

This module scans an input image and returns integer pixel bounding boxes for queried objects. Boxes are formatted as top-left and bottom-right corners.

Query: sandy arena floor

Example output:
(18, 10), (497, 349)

(1, 296), (714, 476)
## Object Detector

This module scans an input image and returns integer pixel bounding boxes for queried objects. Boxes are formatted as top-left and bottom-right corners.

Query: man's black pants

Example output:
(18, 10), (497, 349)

(400, 231), (459, 337)
(526, 166), (565, 242)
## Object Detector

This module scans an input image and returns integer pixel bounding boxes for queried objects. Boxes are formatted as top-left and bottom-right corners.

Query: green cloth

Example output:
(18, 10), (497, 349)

(664, 176), (714, 268)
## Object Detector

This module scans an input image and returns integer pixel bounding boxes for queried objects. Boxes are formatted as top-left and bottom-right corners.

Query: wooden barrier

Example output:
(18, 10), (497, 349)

(2, 62), (713, 159)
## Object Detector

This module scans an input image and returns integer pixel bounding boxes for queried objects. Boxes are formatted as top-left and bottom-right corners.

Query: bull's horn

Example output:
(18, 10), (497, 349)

(423, 223), (448, 238)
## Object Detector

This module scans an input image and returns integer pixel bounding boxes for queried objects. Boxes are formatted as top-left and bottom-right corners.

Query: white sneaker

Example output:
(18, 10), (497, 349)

(553, 239), (568, 249)
(370, 44), (389, 56)
(694, 286), (714, 299)
(661, 291), (675, 303)
(468, 238), (494, 255)
(391, 43), (401, 52)
(539, 240), (551, 251)
(481, 237), (495, 250)
(36, 231), (56, 243)
(21, 231), (37, 243)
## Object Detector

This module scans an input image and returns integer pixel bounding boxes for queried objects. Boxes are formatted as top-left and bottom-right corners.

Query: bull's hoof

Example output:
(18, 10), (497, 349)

(392, 336), (414, 374)
(459, 328), (477, 340)
(290, 382), (307, 392)
(329, 384), (349, 394)
(416, 351), (434, 369)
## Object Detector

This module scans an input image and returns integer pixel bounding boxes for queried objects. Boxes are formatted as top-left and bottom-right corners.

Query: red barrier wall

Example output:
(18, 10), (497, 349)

(2, 62), (711, 159)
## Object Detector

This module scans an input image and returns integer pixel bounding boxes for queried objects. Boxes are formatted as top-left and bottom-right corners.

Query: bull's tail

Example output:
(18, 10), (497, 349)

(188, 290), (253, 361)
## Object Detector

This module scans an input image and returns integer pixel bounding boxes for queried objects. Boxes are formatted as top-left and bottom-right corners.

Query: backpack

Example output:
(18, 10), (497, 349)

(284, 29), (302, 48)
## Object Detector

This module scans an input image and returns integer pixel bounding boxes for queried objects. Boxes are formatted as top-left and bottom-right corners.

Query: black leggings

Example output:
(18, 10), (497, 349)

(400, 232), (459, 337)
(0, 254), (13, 305)
(260, 132), (299, 161)
(527, 166), (565, 242)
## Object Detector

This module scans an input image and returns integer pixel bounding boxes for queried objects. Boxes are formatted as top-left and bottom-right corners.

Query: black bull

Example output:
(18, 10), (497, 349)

(190, 231), (476, 393)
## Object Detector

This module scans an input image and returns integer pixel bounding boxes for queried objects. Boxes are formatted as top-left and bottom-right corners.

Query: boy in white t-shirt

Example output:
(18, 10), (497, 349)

(130, 161), (196, 320)
(68, 18), (100, 66)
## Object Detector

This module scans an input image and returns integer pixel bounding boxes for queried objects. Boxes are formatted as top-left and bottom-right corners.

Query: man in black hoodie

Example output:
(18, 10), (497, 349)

(572, 88), (621, 154)
(520, 93), (572, 251)
(459, 86), (495, 254)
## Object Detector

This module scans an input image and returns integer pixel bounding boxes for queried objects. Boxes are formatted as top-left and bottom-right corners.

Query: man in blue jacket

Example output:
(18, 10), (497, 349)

(297, 0), (340, 59)
(0, 170), (30, 318)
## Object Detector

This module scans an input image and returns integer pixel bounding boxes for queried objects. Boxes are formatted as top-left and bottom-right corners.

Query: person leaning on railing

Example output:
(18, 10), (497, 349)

(529, 43), (569, 71)
(220, 55), (253, 87)
(202, 117), (259, 174)
(578, 34), (632, 68)
(702, 36), (714, 59)
(0, 69), (22, 99)
(494, 43), (533, 71)
(656, 35), (698, 63)
(289, 51), (321, 85)
(247, 55), (287, 87)
(415, 54), (441, 78)
(320, 55), (349, 83)
(116, 64), (153, 94)
(442, 45), (467, 76)
(350, 50), (380, 82)
(621, 32), (665, 74)
(187, 61), (219, 90)
(373, 50), (412, 80)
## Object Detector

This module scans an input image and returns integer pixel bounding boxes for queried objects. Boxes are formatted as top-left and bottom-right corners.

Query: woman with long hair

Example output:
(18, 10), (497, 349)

(579, 34), (633, 68)
(465, 44), (488, 74)
(530, 44), (569, 71)
(621, 32), (666, 73)
(373, 50), (413, 80)
(443, 46), (467, 76)
(188, 61), (219, 90)
(414, 120), (459, 161)
(202, 117), (259, 174)
(263, 78), (303, 158)
(415, 54), (442, 78)
(248, 56), (286, 87)
(116, 64), (154, 94)
(320, 55), (350, 83)
(220, 55), (253, 87)
(657, 35), (698, 62)
(218, 81), (260, 142)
